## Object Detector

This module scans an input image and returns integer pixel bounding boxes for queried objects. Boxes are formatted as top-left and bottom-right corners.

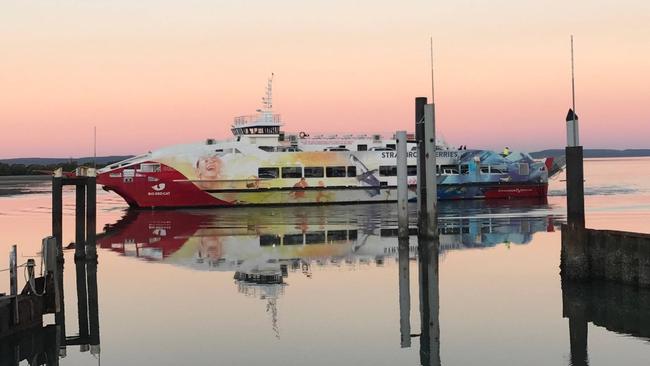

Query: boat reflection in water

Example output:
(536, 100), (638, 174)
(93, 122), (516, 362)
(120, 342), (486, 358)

(98, 201), (558, 278)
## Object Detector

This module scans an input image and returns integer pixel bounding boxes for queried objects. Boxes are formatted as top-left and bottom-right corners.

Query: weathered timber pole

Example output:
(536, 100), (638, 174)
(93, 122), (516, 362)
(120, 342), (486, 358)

(9, 245), (18, 325)
(52, 169), (63, 260)
(423, 103), (438, 238)
(398, 237), (411, 348)
(415, 97), (427, 232)
(75, 183), (86, 259)
(86, 171), (97, 259)
(565, 114), (585, 228)
(396, 131), (409, 238)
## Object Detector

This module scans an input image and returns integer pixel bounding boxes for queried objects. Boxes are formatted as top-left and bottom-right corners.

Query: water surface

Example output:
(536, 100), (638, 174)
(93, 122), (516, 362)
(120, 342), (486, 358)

(0, 158), (649, 365)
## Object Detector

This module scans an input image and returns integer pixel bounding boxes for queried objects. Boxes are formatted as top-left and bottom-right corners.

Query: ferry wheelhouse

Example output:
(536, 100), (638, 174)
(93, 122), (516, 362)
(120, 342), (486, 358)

(97, 76), (555, 208)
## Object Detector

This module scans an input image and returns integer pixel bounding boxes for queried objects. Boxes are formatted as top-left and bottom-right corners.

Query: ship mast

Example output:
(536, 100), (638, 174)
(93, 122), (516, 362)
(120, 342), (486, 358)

(261, 73), (274, 123)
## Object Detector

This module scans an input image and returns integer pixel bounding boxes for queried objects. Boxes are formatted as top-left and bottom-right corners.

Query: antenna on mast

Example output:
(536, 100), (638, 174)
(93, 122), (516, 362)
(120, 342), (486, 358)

(570, 35), (576, 115)
(262, 73), (274, 111)
(430, 37), (435, 103)
(93, 126), (97, 169)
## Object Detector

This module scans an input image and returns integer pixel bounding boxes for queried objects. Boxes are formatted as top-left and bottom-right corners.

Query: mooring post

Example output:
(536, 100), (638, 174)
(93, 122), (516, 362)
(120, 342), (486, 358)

(423, 103), (438, 238)
(9, 244), (19, 325)
(415, 97), (427, 235)
(52, 169), (63, 260)
(86, 170), (97, 259)
(396, 130), (409, 238)
(75, 182), (86, 259)
(398, 237), (411, 348)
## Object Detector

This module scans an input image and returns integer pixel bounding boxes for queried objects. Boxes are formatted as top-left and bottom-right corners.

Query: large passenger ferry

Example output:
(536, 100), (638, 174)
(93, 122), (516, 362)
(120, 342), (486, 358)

(97, 76), (556, 208)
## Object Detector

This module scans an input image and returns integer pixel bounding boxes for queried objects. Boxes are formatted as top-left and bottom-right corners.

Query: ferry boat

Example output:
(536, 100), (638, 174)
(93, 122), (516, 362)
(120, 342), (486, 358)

(97, 76), (557, 208)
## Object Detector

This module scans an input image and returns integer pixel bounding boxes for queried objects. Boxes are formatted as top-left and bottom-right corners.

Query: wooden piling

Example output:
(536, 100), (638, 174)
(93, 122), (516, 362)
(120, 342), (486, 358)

(423, 104), (438, 238)
(86, 174), (97, 259)
(51, 173), (63, 260)
(415, 97), (427, 232)
(396, 131), (409, 239)
(75, 183), (86, 259)
(565, 146), (585, 227)
(9, 245), (18, 325)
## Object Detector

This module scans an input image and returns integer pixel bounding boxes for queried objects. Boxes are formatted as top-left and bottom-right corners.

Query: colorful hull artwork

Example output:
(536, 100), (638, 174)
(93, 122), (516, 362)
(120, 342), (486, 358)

(96, 77), (556, 208)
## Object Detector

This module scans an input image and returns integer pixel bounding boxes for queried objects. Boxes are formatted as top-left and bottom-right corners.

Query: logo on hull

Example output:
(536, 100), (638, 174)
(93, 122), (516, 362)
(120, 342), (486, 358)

(152, 183), (166, 191)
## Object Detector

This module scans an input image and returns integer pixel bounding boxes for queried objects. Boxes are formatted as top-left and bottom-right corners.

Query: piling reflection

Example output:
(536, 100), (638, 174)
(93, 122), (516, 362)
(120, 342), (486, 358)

(562, 280), (650, 366)
(417, 234), (441, 366)
(0, 251), (101, 365)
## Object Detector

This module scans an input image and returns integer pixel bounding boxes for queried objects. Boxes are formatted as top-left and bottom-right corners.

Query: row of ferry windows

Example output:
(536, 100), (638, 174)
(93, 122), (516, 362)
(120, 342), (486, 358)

(233, 126), (280, 135)
(258, 166), (357, 179)
(378, 164), (509, 176)
(260, 230), (358, 246)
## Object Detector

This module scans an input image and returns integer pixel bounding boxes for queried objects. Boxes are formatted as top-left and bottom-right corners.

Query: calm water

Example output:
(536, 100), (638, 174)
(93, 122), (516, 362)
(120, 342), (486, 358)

(1, 158), (649, 365)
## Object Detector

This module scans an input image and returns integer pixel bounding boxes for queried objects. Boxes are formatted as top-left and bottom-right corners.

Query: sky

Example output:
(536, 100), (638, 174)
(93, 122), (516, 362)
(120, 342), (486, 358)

(1, 0), (649, 158)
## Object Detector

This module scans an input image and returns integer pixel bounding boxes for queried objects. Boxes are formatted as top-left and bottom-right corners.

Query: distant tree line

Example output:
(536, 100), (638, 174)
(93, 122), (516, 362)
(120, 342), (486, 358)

(0, 161), (117, 176)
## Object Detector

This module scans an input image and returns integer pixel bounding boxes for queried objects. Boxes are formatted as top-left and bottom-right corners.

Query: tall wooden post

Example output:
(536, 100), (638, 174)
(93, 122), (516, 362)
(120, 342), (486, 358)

(75, 183), (86, 259)
(415, 97), (427, 234)
(9, 245), (18, 325)
(86, 173), (97, 259)
(52, 171), (63, 260)
(423, 104), (438, 238)
(396, 131), (409, 238)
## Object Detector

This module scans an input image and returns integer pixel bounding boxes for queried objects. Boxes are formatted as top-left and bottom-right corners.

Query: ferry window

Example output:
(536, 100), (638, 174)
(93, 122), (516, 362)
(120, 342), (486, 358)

(347, 166), (357, 177)
(380, 228), (399, 237)
(491, 166), (507, 174)
(407, 165), (417, 176)
(283, 234), (304, 245)
(348, 230), (358, 240)
(326, 166), (347, 177)
(327, 230), (347, 242)
(259, 146), (275, 152)
(460, 165), (469, 175)
(282, 167), (303, 178)
(258, 167), (279, 179)
(441, 165), (459, 175)
(386, 144), (396, 150)
(357, 144), (368, 151)
(304, 167), (324, 178)
(259, 235), (280, 246)
(379, 165), (397, 176)
(138, 163), (161, 173)
(480, 165), (491, 174)
(519, 163), (529, 175)
(305, 231), (326, 244)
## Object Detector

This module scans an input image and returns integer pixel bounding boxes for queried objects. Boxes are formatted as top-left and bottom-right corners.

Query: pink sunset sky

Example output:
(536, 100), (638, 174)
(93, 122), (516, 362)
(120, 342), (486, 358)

(1, 0), (649, 158)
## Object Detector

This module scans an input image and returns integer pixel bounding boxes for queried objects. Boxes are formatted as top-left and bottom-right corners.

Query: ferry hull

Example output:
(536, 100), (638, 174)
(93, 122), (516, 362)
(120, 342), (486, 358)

(99, 167), (547, 208)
